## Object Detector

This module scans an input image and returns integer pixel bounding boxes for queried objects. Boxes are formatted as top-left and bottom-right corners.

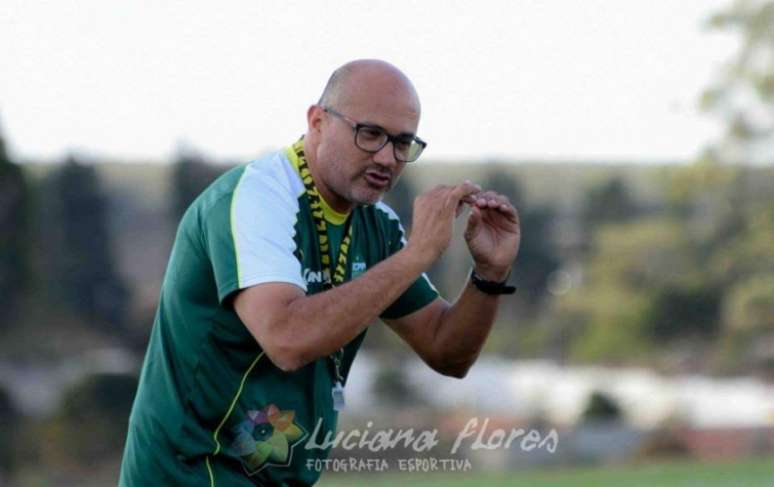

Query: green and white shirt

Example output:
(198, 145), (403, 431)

(120, 143), (438, 486)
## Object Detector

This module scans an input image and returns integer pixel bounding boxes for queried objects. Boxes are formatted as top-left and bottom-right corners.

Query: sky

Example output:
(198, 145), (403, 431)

(1, 1), (739, 163)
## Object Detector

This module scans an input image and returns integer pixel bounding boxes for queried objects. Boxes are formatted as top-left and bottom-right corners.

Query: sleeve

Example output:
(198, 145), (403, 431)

(377, 204), (439, 320)
(204, 164), (306, 305)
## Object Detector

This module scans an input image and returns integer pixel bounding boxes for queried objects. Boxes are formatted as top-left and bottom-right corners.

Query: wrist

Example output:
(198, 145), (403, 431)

(469, 267), (516, 295)
(472, 263), (511, 282)
(401, 242), (436, 272)
(404, 241), (440, 269)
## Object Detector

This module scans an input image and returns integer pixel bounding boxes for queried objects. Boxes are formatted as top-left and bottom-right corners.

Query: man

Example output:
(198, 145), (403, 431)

(120, 59), (520, 486)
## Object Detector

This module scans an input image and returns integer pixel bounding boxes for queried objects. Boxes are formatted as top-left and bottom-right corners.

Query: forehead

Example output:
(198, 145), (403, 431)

(337, 72), (421, 134)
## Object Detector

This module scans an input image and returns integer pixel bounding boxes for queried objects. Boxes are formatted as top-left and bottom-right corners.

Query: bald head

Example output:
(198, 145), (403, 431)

(317, 59), (421, 116)
(303, 60), (422, 212)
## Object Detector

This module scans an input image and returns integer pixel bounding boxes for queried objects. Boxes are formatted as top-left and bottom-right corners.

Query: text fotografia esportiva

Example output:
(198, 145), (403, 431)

(306, 457), (474, 473)
(304, 417), (559, 455)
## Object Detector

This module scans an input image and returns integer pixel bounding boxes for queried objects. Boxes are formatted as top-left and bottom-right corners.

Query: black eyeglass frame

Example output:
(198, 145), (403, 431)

(322, 106), (427, 163)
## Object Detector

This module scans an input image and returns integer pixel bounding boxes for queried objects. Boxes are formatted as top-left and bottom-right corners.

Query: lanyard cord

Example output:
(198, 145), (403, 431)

(292, 140), (351, 384)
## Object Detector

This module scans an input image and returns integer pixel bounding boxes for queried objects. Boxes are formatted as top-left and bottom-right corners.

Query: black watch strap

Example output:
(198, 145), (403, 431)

(470, 269), (516, 295)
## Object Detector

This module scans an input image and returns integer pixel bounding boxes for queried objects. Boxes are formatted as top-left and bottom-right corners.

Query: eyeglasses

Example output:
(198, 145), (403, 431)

(322, 106), (427, 163)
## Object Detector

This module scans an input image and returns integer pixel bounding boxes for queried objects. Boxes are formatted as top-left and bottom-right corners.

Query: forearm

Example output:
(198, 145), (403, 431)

(277, 246), (429, 369)
(431, 269), (506, 377)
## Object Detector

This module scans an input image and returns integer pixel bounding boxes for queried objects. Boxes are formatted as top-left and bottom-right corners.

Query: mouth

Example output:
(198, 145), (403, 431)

(363, 170), (391, 189)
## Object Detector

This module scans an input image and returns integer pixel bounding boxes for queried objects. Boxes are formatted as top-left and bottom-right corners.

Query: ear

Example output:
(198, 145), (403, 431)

(306, 105), (325, 134)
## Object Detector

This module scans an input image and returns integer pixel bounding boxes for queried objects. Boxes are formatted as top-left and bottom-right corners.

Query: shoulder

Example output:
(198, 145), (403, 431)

(355, 201), (407, 251)
(221, 150), (304, 206)
(370, 201), (405, 236)
(191, 149), (305, 219)
(371, 201), (402, 225)
(238, 149), (305, 202)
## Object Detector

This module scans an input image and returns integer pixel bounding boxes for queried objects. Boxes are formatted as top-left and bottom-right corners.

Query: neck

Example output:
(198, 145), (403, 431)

(303, 141), (353, 216)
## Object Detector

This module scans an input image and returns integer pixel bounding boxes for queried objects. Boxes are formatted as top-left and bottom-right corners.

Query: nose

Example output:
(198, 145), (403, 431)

(372, 140), (399, 167)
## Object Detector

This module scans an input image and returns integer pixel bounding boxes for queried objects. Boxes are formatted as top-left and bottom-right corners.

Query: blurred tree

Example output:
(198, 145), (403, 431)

(585, 218), (699, 291)
(581, 390), (623, 423)
(565, 285), (651, 363)
(580, 176), (640, 241)
(661, 157), (736, 217)
(0, 385), (19, 475)
(41, 157), (130, 330)
(659, 157), (747, 258)
(0, 132), (30, 325)
(714, 274), (774, 375)
(723, 275), (774, 333)
(480, 168), (525, 205)
(708, 197), (774, 288)
(555, 218), (707, 362)
(664, 1), (774, 324)
(517, 207), (561, 305)
(702, 0), (774, 165)
(170, 149), (222, 222)
(657, 169), (774, 370)
(43, 373), (138, 465)
(481, 170), (559, 307)
(643, 283), (722, 340)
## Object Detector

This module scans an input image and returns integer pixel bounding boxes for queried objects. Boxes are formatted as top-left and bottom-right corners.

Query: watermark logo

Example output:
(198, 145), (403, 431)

(231, 404), (308, 475)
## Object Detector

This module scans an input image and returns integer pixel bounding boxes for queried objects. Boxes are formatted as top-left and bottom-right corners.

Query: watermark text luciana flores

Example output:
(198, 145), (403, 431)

(305, 417), (559, 455)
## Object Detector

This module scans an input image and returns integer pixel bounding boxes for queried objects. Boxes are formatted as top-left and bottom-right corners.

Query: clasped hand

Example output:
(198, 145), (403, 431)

(407, 181), (521, 282)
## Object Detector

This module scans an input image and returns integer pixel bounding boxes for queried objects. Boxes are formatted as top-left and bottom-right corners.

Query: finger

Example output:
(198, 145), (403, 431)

(479, 200), (519, 225)
(473, 191), (502, 207)
(427, 184), (451, 196)
(496, 202), (517, 216)
(501, 205), (519, 224)
(456, 194), (477, 213)
(464, 205), (482, 240)
(475, 192), (516, 217)
(456, 199), (466, 218)
(461, 195), (477, 205)
(492, 193), (510, 207)
(491, 195), (514, 213)
(449, 180), (481, 205)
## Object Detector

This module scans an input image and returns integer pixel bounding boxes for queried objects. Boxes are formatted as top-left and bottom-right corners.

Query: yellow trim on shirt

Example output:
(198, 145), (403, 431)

(285, 141), (350, 225)
(317, 192), (349, 225)
(206, 351), (265, 485)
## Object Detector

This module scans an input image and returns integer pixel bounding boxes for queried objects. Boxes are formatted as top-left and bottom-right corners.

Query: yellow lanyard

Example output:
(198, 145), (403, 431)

(291, 140), (351, 391)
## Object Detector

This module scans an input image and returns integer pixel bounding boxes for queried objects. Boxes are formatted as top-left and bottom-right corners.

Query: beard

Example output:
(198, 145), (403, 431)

(348, 166), (395, 204)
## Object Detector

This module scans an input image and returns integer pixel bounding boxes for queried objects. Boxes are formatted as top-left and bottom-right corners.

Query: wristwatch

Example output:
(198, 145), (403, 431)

(470, 269), (516, 295)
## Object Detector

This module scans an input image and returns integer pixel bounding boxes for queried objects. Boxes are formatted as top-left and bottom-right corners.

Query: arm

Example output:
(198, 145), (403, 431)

(385, 284), (499, 378)
(233, 182), (481, 372)
(234, 245), (427, 372)
(386, 191), (521, 378)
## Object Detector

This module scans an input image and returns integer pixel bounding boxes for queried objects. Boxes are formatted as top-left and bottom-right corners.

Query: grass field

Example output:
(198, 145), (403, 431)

(317, 458), (774, 487)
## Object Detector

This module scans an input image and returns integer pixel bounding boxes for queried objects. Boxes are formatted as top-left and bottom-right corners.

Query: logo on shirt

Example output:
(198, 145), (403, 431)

(351, 260), (367, 279)
(303, 268), (331, 285)
(231, 404), (308, 475)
